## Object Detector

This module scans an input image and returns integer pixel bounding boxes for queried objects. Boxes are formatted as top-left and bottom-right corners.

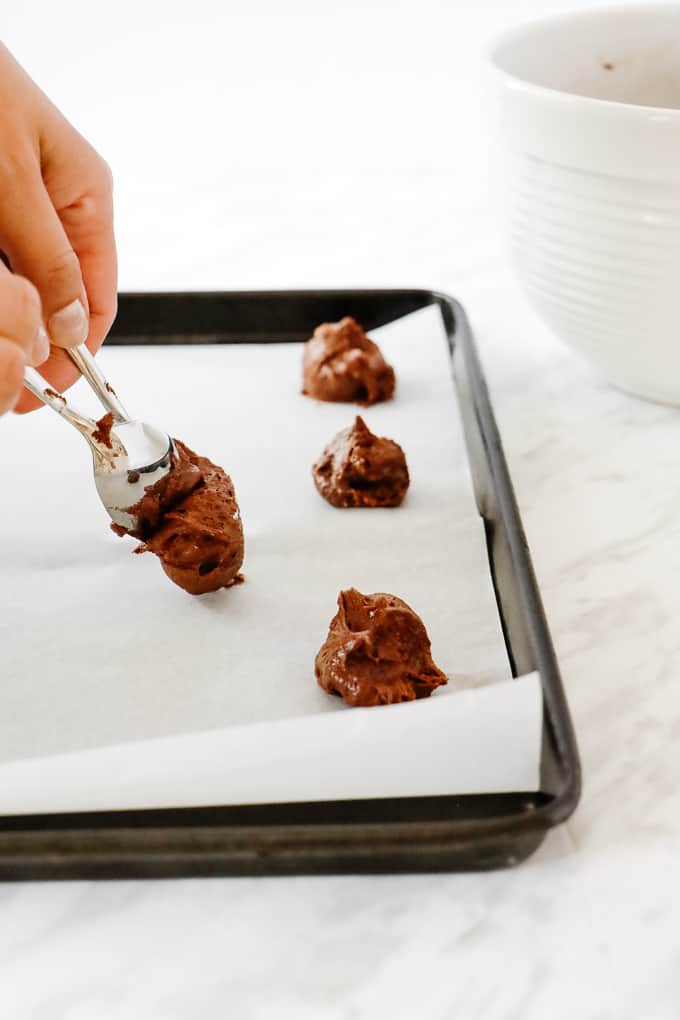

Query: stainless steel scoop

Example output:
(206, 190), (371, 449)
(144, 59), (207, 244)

(23, 345), (174, 533)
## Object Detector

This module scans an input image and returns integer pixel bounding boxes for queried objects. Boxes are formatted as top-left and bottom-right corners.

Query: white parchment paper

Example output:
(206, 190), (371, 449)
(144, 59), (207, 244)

(0, 306), (541, 812)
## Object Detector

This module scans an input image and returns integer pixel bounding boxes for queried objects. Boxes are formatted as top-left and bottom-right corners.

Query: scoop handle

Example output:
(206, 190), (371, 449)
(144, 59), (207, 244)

(23, 367), (96, 433)
(22, 367), (123, 465)
(66, 345), (130, 422)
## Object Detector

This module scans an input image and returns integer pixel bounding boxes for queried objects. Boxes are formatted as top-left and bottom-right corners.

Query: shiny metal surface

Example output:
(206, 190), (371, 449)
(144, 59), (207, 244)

(23, 346), (173, 533)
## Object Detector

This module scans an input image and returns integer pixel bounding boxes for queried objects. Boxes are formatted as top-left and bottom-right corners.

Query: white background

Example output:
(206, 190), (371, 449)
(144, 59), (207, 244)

(2, 2), (679, 1018)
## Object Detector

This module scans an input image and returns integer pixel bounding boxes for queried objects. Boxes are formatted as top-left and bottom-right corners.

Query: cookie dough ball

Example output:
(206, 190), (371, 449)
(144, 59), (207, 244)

(115, 440), (244, 596)
(315, 588), (447, 707)
(312, 416), (409, 508)
(302, 317), (395, 405)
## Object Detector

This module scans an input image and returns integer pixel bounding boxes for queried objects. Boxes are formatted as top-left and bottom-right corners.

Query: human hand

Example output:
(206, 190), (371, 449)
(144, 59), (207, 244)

(0, 269), (48, 415)
(0, 43), (117, 414)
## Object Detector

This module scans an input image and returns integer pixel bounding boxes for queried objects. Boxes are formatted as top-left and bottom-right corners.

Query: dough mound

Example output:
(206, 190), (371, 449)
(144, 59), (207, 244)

(312, 416), (409, 508)
(315, 588), (447, 707)
(302, 317), (395, 405)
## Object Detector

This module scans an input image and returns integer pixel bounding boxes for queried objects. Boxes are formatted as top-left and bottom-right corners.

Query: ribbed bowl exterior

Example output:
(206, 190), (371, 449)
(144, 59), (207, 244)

(500, 152), (680, 402)
(489, 6), (680, 405)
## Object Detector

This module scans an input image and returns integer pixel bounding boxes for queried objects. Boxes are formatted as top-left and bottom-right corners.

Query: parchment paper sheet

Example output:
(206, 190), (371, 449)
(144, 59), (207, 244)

(0, 306), (541, 811)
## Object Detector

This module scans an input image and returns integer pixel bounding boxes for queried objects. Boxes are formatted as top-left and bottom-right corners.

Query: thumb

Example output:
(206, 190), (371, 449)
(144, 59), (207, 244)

(0, 166), (89, 348)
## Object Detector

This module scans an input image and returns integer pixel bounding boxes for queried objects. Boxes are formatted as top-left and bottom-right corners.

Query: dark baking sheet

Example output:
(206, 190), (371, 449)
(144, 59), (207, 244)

(0, 289), (580, 878)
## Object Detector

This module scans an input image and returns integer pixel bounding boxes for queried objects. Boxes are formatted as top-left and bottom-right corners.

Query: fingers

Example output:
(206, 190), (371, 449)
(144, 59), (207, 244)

(12, 164), (116, 415)
(55, 157), (118, 353)
(0, 160), (89, 349)
(0, 270), (48, 365)
(0, 269), (46, 416)
(0, 68), (118, 412)
(6, 145), (117, 414)
(0, 338), (25, 415)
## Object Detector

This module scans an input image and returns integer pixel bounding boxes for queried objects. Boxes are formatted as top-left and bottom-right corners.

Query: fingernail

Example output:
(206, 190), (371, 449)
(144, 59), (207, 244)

(47, 299), (89, 346)
(31, 324), (51, 366)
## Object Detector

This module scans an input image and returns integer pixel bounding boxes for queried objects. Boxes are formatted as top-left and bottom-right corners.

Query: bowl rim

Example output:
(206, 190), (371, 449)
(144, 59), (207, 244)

(485, 2), (680, 121)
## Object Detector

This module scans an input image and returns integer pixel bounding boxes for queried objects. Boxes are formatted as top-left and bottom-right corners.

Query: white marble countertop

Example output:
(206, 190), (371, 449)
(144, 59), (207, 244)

(2, 1), (679, 1016)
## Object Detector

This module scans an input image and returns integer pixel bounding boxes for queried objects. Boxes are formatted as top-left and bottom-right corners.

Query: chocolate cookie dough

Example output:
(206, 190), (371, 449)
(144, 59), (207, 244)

(315, 588), (447, 707)
(312, 416), (409, 508)
(92, 412), (115, 449)
(114, 440), (244, 596)
(302, 317), (395, 405)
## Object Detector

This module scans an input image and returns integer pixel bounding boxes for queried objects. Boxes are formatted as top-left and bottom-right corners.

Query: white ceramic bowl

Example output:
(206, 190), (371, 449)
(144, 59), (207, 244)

(488, 5), (680, 404)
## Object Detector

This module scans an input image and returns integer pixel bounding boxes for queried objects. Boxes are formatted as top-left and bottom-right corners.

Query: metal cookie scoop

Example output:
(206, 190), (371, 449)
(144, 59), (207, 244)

(23, 345), (174, 533)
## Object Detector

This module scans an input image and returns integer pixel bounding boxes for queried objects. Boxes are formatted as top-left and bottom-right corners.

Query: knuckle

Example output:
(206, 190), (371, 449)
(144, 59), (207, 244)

(44, 247), (81, 288)
(83, 154), (113, 205)
(73, 183), (113, 233)
(62, 154), (113, 228)
(76, 192), (109, 226)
